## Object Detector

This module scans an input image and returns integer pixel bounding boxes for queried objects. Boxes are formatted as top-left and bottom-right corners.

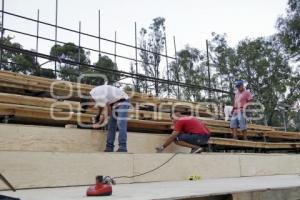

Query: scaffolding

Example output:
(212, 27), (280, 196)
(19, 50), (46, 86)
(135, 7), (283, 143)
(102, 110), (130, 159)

(0, 0), (231, 100)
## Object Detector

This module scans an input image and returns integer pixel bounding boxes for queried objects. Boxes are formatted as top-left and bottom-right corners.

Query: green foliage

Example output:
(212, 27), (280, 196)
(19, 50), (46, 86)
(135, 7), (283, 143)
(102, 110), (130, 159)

(276, 0), (300, 61)
(50, 43), (119, 85)
(50, 43), (90, 82)
(209, 33), (299, 126)
(139, 17), (166, 96)
(0, 35), (55, 78)
(95, 55), (120, 84)
(168, 46), (207, 101)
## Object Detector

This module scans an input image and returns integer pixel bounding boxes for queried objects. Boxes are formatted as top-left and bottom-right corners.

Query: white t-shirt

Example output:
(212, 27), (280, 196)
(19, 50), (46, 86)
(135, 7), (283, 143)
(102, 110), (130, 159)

(224, 105), (233, 121)
(90, 85), (129, 107)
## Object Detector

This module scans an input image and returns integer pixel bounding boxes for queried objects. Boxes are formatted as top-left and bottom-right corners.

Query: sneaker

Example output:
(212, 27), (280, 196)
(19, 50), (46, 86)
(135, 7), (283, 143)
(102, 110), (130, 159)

(104, 149), (113, 152)
(116, 149), (128, 153)
(191, 147), (202, 154)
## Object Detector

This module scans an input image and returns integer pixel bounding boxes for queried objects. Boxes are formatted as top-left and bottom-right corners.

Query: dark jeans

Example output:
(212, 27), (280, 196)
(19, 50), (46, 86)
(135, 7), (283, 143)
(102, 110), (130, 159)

(176, 133), (210, 146)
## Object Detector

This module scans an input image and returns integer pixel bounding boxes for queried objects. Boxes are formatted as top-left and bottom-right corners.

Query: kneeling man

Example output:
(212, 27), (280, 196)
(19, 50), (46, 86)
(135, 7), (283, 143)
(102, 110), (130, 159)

(156, 111), (210, 153)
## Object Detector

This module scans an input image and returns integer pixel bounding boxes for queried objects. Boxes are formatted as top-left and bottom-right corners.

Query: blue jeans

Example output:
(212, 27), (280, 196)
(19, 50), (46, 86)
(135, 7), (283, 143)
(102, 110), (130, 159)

(230, 112), (247, 130)
(106, 99), (130, 151)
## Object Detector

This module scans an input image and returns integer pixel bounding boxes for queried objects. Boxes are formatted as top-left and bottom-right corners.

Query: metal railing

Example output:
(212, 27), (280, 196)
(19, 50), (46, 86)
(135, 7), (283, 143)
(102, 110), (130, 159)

(0, 0), (231, 100)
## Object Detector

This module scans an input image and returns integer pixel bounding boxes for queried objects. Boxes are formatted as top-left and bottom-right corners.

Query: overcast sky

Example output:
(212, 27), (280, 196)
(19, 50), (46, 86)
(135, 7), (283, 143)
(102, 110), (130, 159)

(5, 0), (288, 73)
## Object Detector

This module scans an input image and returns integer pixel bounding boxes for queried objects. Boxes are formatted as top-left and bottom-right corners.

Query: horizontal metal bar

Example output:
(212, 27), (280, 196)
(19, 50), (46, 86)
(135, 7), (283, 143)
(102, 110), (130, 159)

(5, 28), (157, 66)
(0, 43), (231, 94)
(2, 10), (176, 60)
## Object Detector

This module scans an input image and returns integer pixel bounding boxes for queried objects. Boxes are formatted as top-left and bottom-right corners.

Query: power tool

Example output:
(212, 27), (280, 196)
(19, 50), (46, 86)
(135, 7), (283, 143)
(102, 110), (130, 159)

(86, 175), (115, 196)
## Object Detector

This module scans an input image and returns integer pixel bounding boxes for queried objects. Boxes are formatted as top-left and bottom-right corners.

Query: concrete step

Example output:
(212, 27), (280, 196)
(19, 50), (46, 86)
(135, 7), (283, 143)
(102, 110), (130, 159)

(0, 124), (188, 153)
(1, 151), (300, 190)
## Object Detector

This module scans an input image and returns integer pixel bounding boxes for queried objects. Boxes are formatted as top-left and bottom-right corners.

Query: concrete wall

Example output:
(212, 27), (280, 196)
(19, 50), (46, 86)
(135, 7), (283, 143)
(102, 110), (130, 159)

(1, 124), (300, 190)
(1, 151), (300, 190)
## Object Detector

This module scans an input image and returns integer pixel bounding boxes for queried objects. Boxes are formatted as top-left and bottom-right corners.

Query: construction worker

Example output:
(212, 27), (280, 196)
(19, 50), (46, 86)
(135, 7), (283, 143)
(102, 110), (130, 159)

(230, 80), (253, 140)
(81, 85), (130, 152)
(156, 111), (210, 153)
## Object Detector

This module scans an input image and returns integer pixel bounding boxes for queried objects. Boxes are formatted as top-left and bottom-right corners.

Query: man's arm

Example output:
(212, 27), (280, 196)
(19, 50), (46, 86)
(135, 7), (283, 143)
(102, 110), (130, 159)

(156, 131), (180, 152)
(92, 107), (105, 128)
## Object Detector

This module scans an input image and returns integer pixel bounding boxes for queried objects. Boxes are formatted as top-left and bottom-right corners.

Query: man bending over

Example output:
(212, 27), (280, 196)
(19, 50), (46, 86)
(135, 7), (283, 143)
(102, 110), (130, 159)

(156, 111), (210, 153)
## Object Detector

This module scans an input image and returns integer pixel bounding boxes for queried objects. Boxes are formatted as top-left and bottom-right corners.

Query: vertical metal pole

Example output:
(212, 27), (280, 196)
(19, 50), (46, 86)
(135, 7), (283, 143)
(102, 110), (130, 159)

(54, 0), (58, 77)
(0, 0), (5, 68)
(134, 22), (139, 91)
(36, 9), (40, 64)
(283, 111), (287, 132)
(114, 31), (117, 64)
(0, 0), (4, 39)
(164, 32), (169, 97)
(78, 21), (81, 71)
(173, 36), (180, 99)
(206, 40), (211, 101)
(98, 9), (101, 59)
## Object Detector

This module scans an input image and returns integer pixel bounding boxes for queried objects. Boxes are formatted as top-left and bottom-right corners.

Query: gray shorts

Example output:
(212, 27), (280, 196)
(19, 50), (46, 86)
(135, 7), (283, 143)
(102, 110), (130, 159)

(230, 112), (247, 130)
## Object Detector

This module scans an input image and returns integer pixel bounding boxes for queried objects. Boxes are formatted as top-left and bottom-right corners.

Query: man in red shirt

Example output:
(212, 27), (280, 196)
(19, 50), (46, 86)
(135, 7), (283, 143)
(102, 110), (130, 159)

(156, 111), (210, 153)
(230, 80), (253, 140)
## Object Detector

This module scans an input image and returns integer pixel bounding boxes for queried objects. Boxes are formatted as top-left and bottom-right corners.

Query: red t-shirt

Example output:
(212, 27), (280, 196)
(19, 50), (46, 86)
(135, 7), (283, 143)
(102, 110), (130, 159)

(174, 116), (210, 135)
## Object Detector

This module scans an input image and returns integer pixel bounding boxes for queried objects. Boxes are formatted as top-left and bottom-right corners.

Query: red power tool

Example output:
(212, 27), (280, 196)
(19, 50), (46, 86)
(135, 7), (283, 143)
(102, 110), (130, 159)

(86, 176), (115, 196)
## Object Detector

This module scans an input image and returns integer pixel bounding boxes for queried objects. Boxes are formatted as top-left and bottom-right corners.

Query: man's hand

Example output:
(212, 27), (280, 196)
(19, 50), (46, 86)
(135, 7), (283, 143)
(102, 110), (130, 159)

(91, 115), (105, 129)
(231, 108), (234, 115)
(92, 123), (102, 129)
(155, 145), (164, 153)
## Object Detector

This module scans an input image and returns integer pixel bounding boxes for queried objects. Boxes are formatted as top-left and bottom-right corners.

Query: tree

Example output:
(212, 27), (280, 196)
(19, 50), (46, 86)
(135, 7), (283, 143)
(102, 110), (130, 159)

(209, 33), (299, 126)
(168, 46), (207, 101)
(94, 55), (120, 85)
(0, 35), (55, 78)
(276, 0), (300, 61)
(50, 43), (90, 82)
(236, 37), (293, 125)
(210, 33), (239, 101)
(139, 17), (166, 96)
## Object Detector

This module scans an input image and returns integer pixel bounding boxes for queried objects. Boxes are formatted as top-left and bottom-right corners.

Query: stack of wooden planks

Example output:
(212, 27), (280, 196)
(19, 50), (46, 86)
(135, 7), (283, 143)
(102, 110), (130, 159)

(0, 70), (300, 151)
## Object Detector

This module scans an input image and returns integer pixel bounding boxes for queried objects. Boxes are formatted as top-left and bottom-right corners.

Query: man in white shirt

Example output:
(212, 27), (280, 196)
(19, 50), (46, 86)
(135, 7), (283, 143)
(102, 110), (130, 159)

(81, 85), (130, 152)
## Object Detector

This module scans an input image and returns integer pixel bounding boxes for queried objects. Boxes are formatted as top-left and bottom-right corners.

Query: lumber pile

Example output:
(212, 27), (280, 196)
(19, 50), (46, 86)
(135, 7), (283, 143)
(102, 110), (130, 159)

(0, 70), (300, 151)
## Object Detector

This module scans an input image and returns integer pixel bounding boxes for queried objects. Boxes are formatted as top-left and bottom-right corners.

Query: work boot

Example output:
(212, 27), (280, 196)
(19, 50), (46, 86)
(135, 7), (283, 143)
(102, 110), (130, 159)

(116, 149), (128, 153)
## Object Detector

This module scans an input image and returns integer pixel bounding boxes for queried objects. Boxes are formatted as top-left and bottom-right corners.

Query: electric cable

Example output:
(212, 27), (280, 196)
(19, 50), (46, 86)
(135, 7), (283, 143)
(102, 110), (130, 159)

(112, 153), (179, 180)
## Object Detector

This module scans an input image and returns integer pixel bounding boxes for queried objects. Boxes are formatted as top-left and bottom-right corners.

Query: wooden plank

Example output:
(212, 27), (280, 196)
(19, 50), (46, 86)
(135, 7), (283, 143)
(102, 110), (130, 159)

(0, 108), (15, 116)
(203, 119), (274, 131)
(0, 92), (80, 111)
(0, 70), (209, 111)
(0, 97), (299, 140)
(209, 137), (300, 149)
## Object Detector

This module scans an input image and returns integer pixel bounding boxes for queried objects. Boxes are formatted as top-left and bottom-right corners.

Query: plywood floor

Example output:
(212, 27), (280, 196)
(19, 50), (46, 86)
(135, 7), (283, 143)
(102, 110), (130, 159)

(1, 175), (300, 200)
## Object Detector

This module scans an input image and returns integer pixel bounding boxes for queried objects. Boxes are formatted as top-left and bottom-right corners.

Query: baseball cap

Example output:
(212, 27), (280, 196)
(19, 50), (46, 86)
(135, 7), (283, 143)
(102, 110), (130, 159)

(235, 80), (244, 87)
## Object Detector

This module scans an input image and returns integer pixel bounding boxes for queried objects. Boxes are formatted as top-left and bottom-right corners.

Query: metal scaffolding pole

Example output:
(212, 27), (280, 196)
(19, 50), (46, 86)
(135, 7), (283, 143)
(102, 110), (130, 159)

(135, 22), (139, 92)
(206, 40), (211, 100)
(54, 0), (58, 76)
(173, 35), (180, 100)
(0, 0), (4, 68)
(114, 31), (117, 64)
(78, 21), (81, 71)
(35, 9), (40, 63)
(98, 9), (101, 59)
(164, 32), (169, 97)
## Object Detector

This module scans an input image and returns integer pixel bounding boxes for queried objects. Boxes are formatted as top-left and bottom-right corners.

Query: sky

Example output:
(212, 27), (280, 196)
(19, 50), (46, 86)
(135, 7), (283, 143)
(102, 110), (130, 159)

(4, 0), (288, 75)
